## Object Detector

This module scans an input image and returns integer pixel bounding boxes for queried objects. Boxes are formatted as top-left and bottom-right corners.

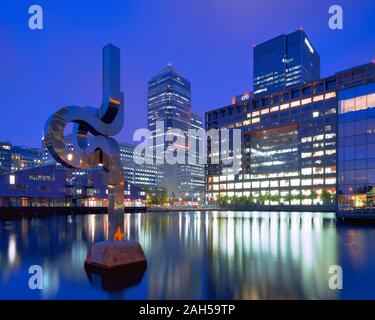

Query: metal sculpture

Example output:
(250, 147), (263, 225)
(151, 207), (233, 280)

(44, 44), (125, 238)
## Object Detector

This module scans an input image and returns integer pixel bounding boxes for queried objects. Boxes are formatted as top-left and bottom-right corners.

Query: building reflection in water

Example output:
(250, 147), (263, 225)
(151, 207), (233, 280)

(337, 225), (375, 299)
(0, 211), (348, 299)
(133, 211), (338, 299)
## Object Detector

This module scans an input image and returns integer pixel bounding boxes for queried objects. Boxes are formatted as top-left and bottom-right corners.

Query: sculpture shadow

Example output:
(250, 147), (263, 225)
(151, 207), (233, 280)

(84, 261), (147, 293)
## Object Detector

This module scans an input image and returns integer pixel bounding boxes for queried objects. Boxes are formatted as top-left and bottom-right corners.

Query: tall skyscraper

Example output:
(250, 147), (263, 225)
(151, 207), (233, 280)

(147, 65), (205, 200)
(253, 29), (320, 96)
(148, 64), (192, 135)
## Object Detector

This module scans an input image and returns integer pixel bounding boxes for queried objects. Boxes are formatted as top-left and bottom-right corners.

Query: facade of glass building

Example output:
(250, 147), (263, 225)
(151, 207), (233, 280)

(147, 65), (205, 199)
(206, 62), (375, 212)
(11, 146), (43, 172)
(253, 30), (320, 96)
(119, 142), (163, 192)
(148, 65), (192, 135)
(176, 112), (205, 199)
(338, 68), (375, 212)
(206, 74), (338, 209)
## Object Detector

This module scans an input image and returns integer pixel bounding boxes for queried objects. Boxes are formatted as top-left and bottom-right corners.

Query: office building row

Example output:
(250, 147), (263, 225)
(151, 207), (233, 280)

(205, 30), (375, 213)
(0, 142), (43, 174)
(0, 164), (146, 208)
(0, 139), (156, 208)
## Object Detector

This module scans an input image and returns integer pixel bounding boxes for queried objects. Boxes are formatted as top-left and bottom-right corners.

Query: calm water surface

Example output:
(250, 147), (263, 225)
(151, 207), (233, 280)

(1, 211), (375, 299)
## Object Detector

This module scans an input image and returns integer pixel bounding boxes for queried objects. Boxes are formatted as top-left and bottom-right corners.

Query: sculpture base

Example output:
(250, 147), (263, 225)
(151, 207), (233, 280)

(84, 240), (147, 271)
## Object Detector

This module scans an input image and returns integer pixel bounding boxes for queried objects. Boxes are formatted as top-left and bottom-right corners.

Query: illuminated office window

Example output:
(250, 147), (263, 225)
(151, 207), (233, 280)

(290, 101), (300, 107)
(301, 98), (312, 105)
(325, 92), (336, 100)
(9, 175), (15, 185)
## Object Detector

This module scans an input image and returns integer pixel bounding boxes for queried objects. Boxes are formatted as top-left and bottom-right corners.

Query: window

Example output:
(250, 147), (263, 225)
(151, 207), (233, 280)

(325, 92), (336, 100)
(302, 152), (312, 158)
(313, 134), (324, 141)
(325, 133), (335, 140)
(243, 182), (251, 189)
(313, 151), (324, 157)
(290, 101), (300, 107)
(368, 93), (375, 108)
(313, 178), (324, 185)
(313, 111), (320, 118)
(313, 95), (324, 102)
(325, 166), (336, 174)
(313, 167), (324, 175)
(325, 177), (336, 185)
(252, 181), (260, 188)
(291, 179), (300, 186)
(270, 180), (279, 187)
(261, 181), (269, 188)
(301, 168), (312, 175)
(301, 136), (312, 143)
(302, 98), (312, 105)
(340, 98), (355, 114)
(9, 175), (15, 185)
(325, 149), (336, 155)
(302, 179), (312, 186)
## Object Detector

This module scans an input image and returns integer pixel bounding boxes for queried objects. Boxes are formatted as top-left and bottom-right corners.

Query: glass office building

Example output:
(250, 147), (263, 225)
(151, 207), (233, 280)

(206, 62), (375, 211)
(119, 142), (163, 192)
(147, 65), (205, 200)
(148, 65), (192, 135)
(206, 74), (338, 209)
(338, 78), (375, 211)
(253, 30), (320, 96)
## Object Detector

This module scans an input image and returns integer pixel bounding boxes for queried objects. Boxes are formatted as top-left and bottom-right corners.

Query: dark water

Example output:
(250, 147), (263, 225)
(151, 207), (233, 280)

(1, 211), (375, 300)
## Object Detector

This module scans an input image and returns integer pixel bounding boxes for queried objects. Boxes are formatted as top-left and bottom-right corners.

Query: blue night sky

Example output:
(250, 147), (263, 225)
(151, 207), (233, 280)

(1, 0), (374, 147)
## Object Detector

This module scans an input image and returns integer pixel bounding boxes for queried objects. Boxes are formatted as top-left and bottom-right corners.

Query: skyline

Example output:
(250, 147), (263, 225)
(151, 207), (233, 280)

(1, 0), (375, 147)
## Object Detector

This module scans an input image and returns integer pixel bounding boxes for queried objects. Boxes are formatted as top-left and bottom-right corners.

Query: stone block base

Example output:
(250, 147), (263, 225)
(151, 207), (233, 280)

(84, 240), (147, 271)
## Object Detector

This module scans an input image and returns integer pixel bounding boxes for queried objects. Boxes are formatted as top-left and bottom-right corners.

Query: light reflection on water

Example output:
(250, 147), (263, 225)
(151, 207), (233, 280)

(0, 211), (374, 299)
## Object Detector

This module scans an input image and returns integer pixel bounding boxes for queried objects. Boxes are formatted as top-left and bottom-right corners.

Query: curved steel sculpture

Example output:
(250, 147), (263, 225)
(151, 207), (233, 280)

(44, 44), (125, 238)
